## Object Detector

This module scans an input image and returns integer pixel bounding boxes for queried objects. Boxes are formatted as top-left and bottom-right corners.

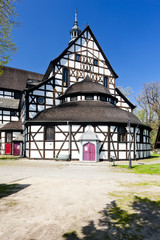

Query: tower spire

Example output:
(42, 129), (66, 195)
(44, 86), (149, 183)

(70, 9), (81, 43)
(75, 8), (78, 24)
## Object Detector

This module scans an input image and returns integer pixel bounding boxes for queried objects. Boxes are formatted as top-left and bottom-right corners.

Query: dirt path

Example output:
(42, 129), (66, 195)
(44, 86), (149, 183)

(0, 162), (160, 240)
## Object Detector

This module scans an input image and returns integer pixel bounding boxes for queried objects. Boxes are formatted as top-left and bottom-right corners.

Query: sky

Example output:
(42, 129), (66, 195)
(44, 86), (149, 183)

(8, 0), (160, 104)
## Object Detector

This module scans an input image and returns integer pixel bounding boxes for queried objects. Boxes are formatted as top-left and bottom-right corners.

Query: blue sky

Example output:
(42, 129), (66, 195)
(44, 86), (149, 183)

(8, 0), (160, 102)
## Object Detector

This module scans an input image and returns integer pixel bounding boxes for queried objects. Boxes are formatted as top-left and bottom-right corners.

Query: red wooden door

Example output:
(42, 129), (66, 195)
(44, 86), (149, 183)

(83, 142), (95, 161)
(14, 142), (20, 156)
(6, 143), (11, 155)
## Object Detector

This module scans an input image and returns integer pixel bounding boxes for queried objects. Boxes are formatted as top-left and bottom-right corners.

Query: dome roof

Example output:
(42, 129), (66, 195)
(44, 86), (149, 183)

(29, 100), (147, 127)
(59, 75), (115, 100)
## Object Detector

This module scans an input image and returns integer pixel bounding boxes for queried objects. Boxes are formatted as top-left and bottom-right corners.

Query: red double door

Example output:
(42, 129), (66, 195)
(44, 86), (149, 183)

(83, 142), (95, 161)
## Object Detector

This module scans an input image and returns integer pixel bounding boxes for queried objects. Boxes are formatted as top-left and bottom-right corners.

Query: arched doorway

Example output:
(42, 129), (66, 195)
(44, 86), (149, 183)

(83, 142), (95, 161)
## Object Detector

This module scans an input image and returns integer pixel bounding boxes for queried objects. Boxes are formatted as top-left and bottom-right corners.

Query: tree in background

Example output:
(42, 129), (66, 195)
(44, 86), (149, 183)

(135, 82), (160, 149)
(0, 0), (19, 68)
(117, 86), (133, 100)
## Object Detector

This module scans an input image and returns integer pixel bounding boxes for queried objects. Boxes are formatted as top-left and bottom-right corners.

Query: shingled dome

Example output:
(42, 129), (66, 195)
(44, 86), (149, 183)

(59, 75), (116, 100)
(30, 98), (146, 127)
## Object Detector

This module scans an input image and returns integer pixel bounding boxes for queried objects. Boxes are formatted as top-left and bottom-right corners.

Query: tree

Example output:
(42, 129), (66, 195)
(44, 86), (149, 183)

(0, 0), (19, 68)
(135, 81), (160, 149)
(117, 86), (133, 99)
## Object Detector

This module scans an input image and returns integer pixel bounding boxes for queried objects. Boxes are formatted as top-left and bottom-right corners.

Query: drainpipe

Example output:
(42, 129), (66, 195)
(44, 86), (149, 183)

(23, 91), (27, 157)
(67, 121), (71, 161)
(134, 125), (138, 160)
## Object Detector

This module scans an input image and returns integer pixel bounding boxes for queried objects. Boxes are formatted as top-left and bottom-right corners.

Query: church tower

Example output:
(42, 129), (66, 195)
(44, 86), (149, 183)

(70, 9), (81, 43)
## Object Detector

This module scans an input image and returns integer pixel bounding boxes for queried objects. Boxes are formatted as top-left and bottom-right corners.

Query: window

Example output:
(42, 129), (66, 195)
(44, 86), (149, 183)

(11, 111), (16, 116)
(14, 92), (21, 99)
(93, 59), (98, 66)
(104, 76), (108, 88)
(140, 129), (143, 143)
(100, 96), (106, 102)
(63, 67), (69, 87)
(75, 54), (81, 62)
(6, 132), (12, 143)
(45, 126), (53, 141)
(37, 96), (45, 105)
(70, 96), (77, 101)
(118, 127), (127, 143)
(85, 95), (94, 100)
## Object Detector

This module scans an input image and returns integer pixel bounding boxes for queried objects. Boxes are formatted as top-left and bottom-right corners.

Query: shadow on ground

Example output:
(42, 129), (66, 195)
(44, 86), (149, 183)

(0, 184), (30, 198)
(63, 196), (160, 240)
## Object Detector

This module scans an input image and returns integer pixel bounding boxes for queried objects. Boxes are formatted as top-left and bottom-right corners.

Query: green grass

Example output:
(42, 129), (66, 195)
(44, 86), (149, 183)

(141, 153), (160, 162)
(0, 155), (19, 160)
(117, 163), (160, 175)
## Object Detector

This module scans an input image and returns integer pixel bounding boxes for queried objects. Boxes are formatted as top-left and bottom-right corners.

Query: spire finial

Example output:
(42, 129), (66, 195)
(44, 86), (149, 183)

(75, 8), (78, 24)
(69, 9), (81, 43)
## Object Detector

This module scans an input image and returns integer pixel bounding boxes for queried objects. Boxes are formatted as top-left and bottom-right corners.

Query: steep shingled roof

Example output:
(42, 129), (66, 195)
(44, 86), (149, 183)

(0, 66), (43, 91)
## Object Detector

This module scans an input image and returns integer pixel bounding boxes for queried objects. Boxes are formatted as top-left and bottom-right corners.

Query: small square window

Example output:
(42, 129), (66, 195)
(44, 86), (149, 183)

(14, 92), (21, 99)
(93, 59), (98, 66)
(75, 54), (81, 62)
(11, 111), (16, 116)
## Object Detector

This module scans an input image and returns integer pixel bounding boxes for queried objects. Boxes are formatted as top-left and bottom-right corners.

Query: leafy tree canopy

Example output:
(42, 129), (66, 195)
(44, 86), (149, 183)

(135, 81), (160, 149)
(0, 0), (19, 68)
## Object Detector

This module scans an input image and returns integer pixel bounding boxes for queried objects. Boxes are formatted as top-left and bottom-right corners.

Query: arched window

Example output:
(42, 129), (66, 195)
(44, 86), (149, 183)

(62, 68), (69, 87)
(104, 76), (108, 88)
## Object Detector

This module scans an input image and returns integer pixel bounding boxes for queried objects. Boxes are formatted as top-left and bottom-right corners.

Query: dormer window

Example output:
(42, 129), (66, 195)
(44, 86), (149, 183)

(93, 59), (98, 66)
(62, 67), (69, 87)
(75, 54), (81, 62)
(104, 76), (108, 88)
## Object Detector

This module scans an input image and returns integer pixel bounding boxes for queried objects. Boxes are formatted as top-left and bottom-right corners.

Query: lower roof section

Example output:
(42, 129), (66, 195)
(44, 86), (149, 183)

(0, 120), (22, 131)
(27, 101), (150, 128)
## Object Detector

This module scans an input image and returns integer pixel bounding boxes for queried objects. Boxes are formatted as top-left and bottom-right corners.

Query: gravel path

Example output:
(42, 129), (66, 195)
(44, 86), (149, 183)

(0, 160), (160, 240)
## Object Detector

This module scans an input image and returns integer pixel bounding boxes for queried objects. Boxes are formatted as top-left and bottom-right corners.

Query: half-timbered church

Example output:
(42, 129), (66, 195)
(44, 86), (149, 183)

(0, 11), (151, 161)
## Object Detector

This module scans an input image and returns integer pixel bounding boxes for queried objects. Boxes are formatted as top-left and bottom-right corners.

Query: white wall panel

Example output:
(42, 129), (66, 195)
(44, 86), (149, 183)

(55, 133), (66, 141)
(119, 152), (126, 159)
(36, 142), (43, 149)
(33, 90), (45, 96)
(45, 142), (53, 149)
(45, 151), (53, 159)
(100, 151), (108, 159)
(72, 151), (79, 159)
(31, 126), (42, 132)
(34, 133), (44, 141)
(30, 150), (41, 158)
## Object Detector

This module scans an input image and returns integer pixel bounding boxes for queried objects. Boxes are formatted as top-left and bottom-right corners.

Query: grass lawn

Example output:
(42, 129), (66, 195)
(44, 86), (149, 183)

(117, 163), (160, 175)
(141, 153), (160, 162)
(0, 155), (19, 160)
